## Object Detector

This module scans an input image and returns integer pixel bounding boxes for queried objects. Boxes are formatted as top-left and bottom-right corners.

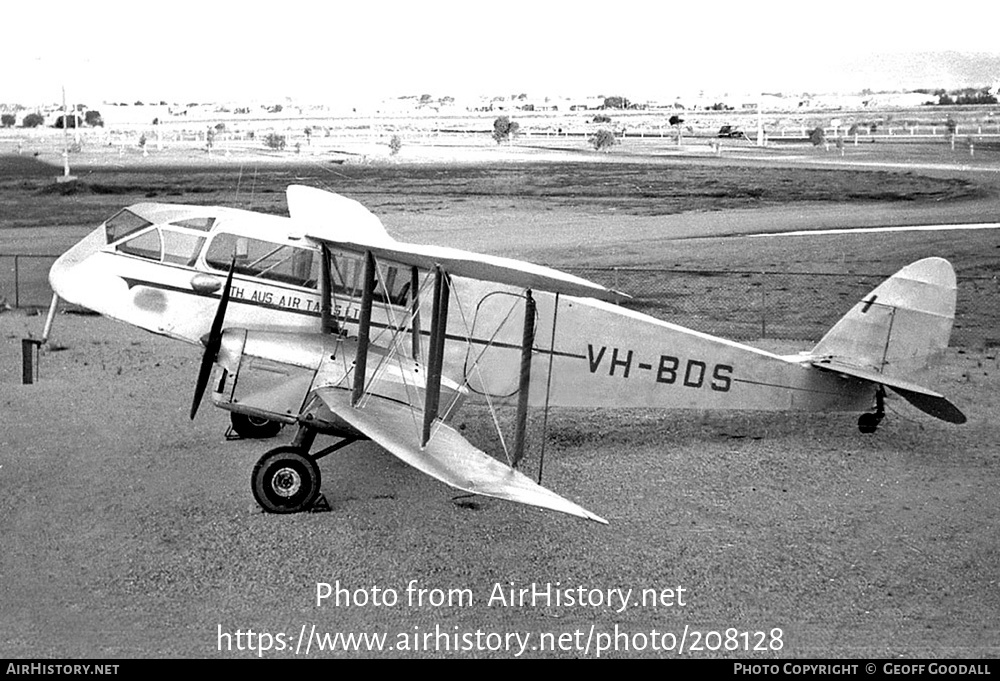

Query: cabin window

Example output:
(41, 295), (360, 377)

(328, 253), (409, 306)
(116, 229), (162, 261)
(205, 233), (318, 288)
(162, 230), (206, 266)
(169, 217), (216, 232)
(105, 209), (153, 244)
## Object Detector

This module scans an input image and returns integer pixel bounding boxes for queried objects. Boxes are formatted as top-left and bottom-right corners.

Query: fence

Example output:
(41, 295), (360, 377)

(0, 254), (59, 309)
(2, 256), (997, 347)
(562, 267), (1000, 348)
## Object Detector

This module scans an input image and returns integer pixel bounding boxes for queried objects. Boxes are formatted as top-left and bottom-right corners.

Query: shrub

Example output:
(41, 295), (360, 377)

(22, 113), (44, 128)
(589, 128), (617, 152)
(388, 135), (402, 155)
(264, 133), (286, 150)
(1, 114), (15, 128)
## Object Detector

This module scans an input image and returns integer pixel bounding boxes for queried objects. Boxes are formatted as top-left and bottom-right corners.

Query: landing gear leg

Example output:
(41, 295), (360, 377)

(250, 425), (359, 514)
(858, 386), (886, 434)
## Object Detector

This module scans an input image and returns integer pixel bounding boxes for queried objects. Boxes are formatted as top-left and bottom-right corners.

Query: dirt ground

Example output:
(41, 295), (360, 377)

(1, 142), (998, 659)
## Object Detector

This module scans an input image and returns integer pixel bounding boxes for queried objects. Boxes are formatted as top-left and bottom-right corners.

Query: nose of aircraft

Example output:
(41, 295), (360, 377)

(48, 225), (108, 307)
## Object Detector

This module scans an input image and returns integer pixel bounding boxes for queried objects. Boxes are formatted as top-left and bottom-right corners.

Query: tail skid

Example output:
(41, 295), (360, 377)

(806, 258), (966, 425)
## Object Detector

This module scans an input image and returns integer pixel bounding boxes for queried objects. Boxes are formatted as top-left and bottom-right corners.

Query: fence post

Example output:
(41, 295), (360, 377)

(21, 338), (42, 384)
(14, 255), (19, 308)
(760, 271), (767, 338)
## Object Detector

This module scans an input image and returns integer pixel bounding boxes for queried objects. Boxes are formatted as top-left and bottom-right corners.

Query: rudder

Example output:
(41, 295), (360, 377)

(811, 257), (957, 380)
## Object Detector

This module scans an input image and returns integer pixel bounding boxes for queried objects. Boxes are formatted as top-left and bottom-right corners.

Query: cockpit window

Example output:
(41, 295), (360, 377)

(169, 217), (215, 231)
(116, 229), (162, 261)
(105, 209), (153, 244)
(114, 228), (204, 266)
(205, 233), (318, 288)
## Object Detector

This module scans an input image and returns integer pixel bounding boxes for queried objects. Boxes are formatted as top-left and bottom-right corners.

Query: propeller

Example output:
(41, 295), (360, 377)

(190, 259), (236, 420)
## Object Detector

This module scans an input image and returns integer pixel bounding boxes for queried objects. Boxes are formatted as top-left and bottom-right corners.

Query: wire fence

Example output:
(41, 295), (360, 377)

(3, 255), (997, 347)
(563, 267), (1000, 348)
(0, 254), (58, 310)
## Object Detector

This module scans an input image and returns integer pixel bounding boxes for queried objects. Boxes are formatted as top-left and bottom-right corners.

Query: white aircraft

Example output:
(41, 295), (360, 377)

(48, 186), (967, 523)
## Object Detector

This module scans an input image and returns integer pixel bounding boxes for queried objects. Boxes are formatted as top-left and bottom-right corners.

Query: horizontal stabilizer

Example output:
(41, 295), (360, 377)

(811, 359), (966, 424)
(315, 388), (607, 523)
(891, 386), (967, 424)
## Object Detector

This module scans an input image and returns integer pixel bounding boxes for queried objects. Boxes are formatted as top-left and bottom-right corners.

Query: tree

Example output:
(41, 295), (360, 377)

(85, 110), (104, 127)
(589, 128), (617, 152)
(22, 113), (44, 128)
(603, 96), (630, 109)
(492, 116), (519, 145)
(808, 127), (826, 147)
(1, 114), (15, 128)
(669, 114), (685, 145)
(264, 133), (286, 150)
(54, 114), (80, 129)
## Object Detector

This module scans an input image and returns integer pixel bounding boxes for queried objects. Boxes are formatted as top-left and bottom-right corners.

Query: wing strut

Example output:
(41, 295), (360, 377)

(351, 250), (377, 406)
(538, 292), (560, 484)
(319, 244), (336, 334)
(422, 266), (450, 447)
(410, 265), (422, 360)
(511, 290), (535, 468)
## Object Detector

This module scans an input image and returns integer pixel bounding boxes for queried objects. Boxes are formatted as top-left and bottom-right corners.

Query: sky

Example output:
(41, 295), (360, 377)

(6, 0), (1000, 107)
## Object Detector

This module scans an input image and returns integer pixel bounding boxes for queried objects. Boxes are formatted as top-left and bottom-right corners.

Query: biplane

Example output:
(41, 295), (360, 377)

(48, 185), (966, 523)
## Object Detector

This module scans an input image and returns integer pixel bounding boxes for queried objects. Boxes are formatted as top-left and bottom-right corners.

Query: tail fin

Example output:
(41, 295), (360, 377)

(809, 257), (966, 424)
(812, 257), (957, 377)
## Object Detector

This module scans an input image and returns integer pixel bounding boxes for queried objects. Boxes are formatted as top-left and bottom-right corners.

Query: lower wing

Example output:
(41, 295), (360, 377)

(314, 387), (608, 524)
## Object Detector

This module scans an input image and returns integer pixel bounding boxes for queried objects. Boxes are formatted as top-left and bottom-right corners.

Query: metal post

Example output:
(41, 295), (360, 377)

(760, 271), (767, 339)
(14, 255), (19, 308)
(511, 291), (536, 469)
(42, 293), (59, 344)
(21, 339), (41, 384)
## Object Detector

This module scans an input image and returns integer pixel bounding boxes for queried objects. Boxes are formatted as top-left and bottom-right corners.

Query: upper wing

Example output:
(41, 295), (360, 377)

(810, 358), (967, 424)
(314, 387), (608, 524)
(305, 233), (626, 303)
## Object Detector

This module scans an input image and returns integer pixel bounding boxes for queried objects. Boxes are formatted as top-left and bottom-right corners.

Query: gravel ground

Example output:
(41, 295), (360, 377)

(1, 303), (996, 659)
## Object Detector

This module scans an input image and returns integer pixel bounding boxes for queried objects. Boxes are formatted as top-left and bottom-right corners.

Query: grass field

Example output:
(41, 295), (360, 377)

(3, 143), (999, 344)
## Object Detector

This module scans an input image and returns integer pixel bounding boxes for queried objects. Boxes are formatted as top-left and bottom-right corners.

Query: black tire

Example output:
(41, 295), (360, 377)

(858, 412), (880, 434)
(251, 447), (321, 514)
(231, 412), (283, 439)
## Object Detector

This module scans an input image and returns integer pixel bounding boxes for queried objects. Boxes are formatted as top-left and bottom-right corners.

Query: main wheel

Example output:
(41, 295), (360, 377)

(251, 447), (321, 514)
(231, 412), (283, 439)
(858, 412), (881, 434)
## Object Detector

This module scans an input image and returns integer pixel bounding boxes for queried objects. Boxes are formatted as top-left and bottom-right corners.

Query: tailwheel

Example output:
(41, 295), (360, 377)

(251, 446), (321, 514)
(231, 412), (283, 439)
(858, 386), (886, 434)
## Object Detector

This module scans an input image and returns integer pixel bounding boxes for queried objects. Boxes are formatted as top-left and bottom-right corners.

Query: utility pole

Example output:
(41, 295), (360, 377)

(58, 86), (77, 183)
(757, 94), (765, 147)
